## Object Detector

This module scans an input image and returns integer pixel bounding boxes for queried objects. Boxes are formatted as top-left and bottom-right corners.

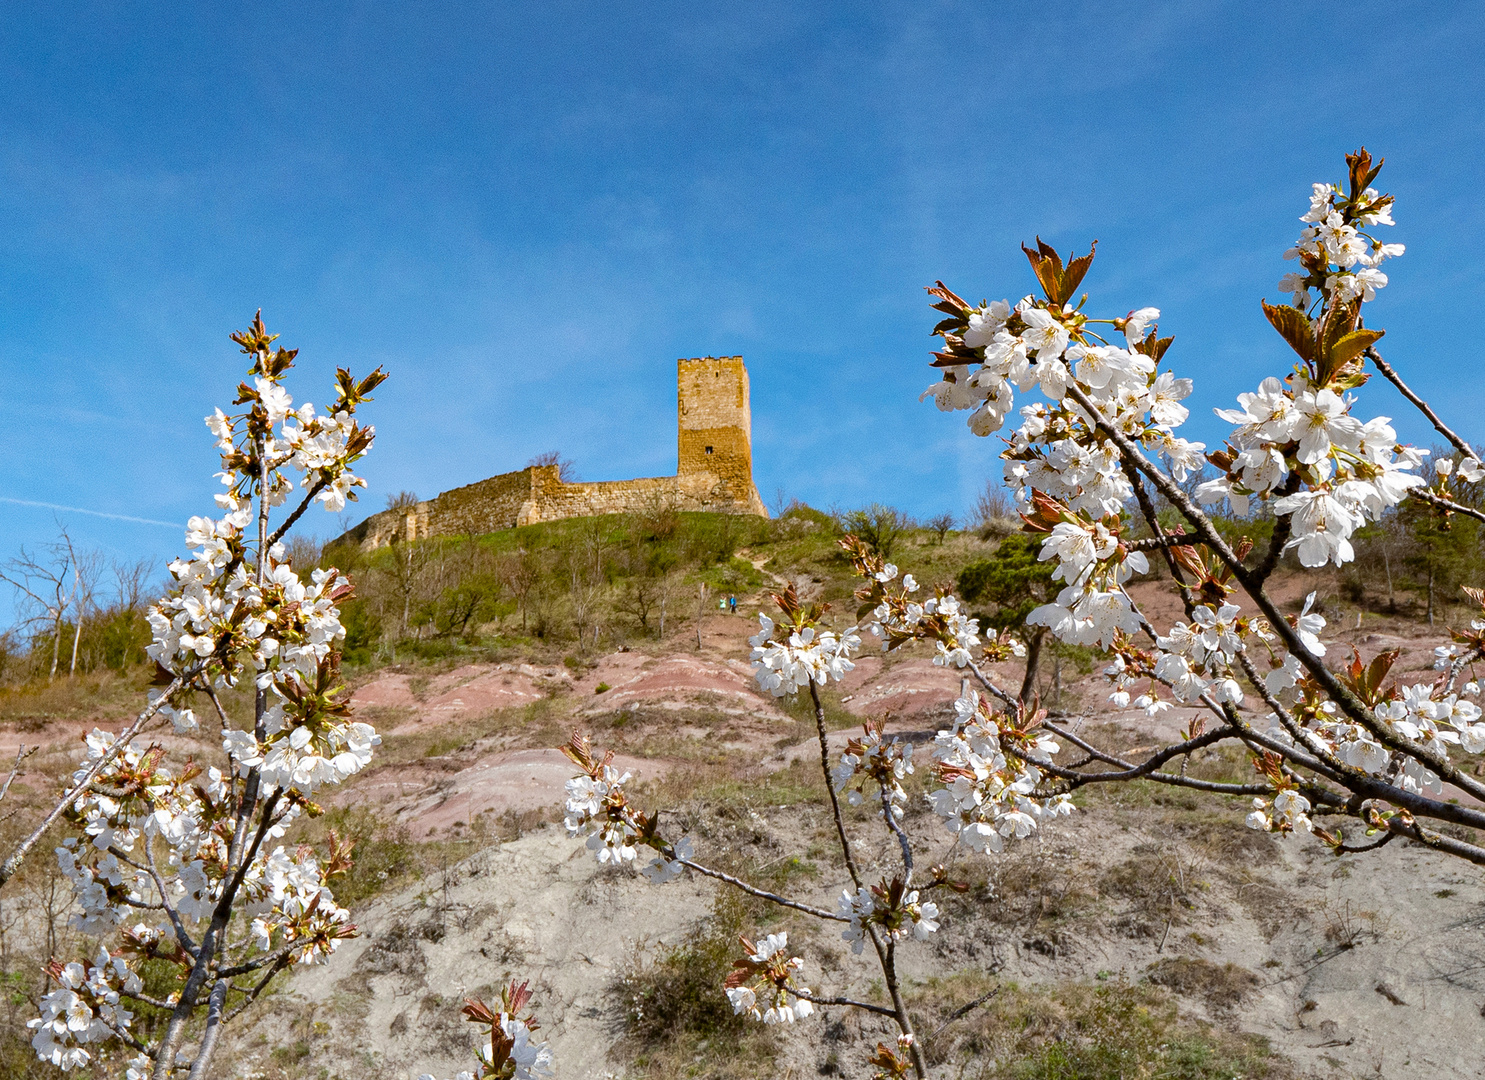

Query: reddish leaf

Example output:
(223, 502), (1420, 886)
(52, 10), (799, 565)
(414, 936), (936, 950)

(1261, 301), (1315, 361)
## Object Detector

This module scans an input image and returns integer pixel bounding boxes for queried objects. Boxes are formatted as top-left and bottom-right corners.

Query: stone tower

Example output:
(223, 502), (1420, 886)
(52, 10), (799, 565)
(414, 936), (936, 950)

(676, 356), (766, 515)
(336, 353), (768, 549)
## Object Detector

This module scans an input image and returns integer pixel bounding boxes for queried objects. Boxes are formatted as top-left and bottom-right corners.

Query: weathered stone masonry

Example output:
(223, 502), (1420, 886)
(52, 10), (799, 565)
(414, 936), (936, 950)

(340, 356), (767, 549)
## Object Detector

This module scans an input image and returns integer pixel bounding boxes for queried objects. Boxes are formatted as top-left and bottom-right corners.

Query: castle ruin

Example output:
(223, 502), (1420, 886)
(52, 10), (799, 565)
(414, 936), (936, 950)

(341, 356), (767, 549)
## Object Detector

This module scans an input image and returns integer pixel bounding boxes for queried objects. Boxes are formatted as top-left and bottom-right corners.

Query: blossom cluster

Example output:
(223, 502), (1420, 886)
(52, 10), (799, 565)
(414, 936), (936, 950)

(1197, 377), (1424, 567)
(840, 538), (1003, 668)
(560, 733), (694, 883)
(1280, 176), (1402, 309)
(748, 613), (860, 696)
(913, 151), (1485, 864)
(838, 879), (940, 954)
(833, 721), (913, 818)
(725, 933), (816, 1024)
(927, 690), (1072, 853)
(1191, 158), (1427, 568)
(29, 952), (141, 1069)
(419, 983), (554, 1080)
(1260, 644), (1485, 799)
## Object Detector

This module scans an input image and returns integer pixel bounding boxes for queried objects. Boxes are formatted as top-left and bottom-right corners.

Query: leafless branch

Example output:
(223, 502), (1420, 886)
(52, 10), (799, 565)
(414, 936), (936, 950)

(1367, 346), (1477, 461)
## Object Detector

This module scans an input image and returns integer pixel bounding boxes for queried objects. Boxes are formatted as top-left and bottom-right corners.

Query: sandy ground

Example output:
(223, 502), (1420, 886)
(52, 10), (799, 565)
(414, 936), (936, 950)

(228, 804), (1485, 1079)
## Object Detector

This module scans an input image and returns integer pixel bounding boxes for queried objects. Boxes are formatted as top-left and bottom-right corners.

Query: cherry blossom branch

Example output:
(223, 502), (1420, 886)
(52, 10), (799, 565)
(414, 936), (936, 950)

(1249, 473), (1303, 587)
(1382, 814), (1485, 866)
(1233, 650), (1350, 773)
(154, 786), (281, 1078)
(927, 986), (1001, 1044)
(879, 936), (926, 1078)
(1325, 831), (1395, 855)
(223, 957), (292, 1023)
(807, 678), (925, 1077)
(1366, 345), (1477, 461)
(878, 782), (914, 883)
(1443, 647), (1484, 694)
(216, 938), (308, 977)
(1068, 382), (1485, 805)
(184, 979), (229, 1080)
(1024, 726), (1268, 796)
(0, 672), (188, 891)
(204, 686), (234, 731)
(964, 659), (1018, 708)
(96, 1012), (152, 1055)
(1120, 459), (1196, 611)
(119, 989), (177, 1011)
(1126, 535), (1208, 552)
(1038, 722), (1227, 775)
(143, 840), (200, 958)
(1235, 722), (1485, 832)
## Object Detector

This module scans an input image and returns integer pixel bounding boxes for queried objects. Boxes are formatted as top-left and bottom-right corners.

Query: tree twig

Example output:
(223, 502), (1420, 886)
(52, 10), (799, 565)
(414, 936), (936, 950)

(1367, 346), (1477, 460)
(787, 986), (897, 1017)
(927, 985), (1000, 1043)
(677, 858), (847, 922)
(0, 745), (36, 805)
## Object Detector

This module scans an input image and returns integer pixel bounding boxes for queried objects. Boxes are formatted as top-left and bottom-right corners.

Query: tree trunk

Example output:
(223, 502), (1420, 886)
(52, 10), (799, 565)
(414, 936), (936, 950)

(49, 612), (61, 679)
(1383, 545), (1396, 613)
(1018, 629), (1044, 705)
(1427, 561), (1435, 626)
(69, 615), (83, 676)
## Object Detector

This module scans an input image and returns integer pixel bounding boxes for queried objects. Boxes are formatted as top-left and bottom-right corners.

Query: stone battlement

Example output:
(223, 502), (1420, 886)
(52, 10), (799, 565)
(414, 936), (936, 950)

(340, 356), (767, 549)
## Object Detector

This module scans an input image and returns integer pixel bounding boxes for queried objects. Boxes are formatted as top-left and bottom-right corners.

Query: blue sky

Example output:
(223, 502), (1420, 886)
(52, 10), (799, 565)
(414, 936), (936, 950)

(2, 1), (1484, 615)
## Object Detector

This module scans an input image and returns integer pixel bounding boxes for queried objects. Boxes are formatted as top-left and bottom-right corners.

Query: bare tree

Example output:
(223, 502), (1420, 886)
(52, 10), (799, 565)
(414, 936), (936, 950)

(385, 490), (420, 511)
(656, 568), (679, 638)
(112, 557), (156, 612)
(64, 540), (105, 677)
(567, 521), (608, 650)
(0, 528), (98, 679)
(498, 547), (543, 634)
(380, 538), (436, 638)
(527, 450), (578, 482)
(925, 512), (956, 543)
(695, 581), (710, 650)
(613, 572), (659, 634)
(285, 534), (324, 574)
(971, 479), (1018, 539)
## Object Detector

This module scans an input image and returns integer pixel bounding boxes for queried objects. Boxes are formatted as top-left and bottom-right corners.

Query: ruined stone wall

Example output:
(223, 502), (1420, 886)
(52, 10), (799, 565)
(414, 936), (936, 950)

(338, 356), (766, 551)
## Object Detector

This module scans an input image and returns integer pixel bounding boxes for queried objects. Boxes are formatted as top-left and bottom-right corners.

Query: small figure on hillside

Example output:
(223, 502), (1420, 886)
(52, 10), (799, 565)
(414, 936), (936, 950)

(728, 595), (737, 615)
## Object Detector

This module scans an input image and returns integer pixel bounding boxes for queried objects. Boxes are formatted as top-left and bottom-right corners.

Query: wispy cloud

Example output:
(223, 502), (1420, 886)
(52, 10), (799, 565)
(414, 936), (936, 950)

(0, 497), (181, 529)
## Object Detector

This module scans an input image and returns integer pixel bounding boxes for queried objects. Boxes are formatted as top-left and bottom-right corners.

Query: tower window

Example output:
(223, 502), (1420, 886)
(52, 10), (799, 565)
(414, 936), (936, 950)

(705, 446), (714, 454)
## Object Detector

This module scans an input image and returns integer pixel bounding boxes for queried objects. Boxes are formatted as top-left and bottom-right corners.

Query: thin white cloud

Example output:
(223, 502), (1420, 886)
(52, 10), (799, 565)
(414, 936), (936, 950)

(0, 497), (181, 529)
